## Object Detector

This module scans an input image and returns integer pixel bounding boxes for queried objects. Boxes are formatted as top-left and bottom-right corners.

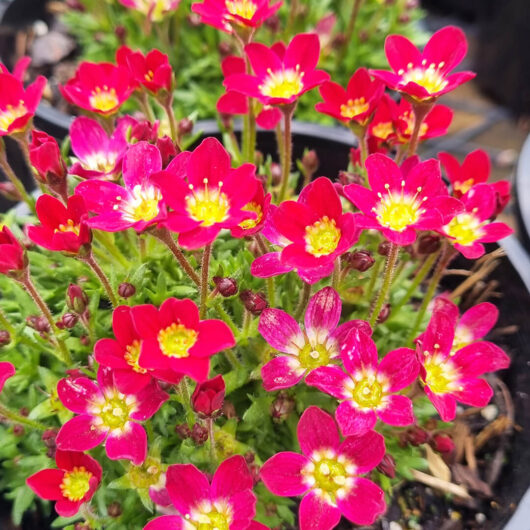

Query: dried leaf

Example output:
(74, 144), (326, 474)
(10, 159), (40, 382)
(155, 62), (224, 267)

(411, 469), (471, 499)
(474, 415), (512, 451)
(425, 444), (451, 482)
(451, 463), (493, 497)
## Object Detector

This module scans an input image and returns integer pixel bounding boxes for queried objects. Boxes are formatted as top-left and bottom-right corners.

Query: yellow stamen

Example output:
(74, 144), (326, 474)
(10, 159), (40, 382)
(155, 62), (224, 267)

(119, 185), (162, 223)
(375, 183), (425, 232)
(259, 66), (304, 99)
(340, 97), (369, 120)
(424, 356), (459, 394)
(186, 179), (230, 227)
(125, 340), (147, 374)
(55, 219), (80, 236)
(89, 86), (119, 113)
(226, 0), (258, 20)
(453, 178), (475, 195)
(95, 389), (136, 431)
(304, 216), (341, 257)
(157, 323), (198, 358)
(59, 466), (93, 502)
(372, 121), (394, 141)
(400, 63), (448, 94)
(0, 100), (27, 132)
(445, 213), (484, 246)
(238, 201), (263, 230)
(401, 110), (428, 138)
(351, 378), (384, 409)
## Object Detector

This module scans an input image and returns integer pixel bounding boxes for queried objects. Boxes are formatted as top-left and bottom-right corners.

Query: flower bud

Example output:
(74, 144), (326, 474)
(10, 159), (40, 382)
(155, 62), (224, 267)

(378, 241), (391, 256)
(65, 0), (85, 10)
(218, 41), (232, 58)
(271, 391), (295, 421)
(270, 163), (282, 186)
(191, 375), (225, 417)
(406, 426), (429, 446)
(398, 13), (411, 24)
(114, 25), (127, 45)
(108, 502), (122, 518)
(240, 290), (268, 315)
(347, 250), (375, 272)
(19, 407), (29, 417)
(29, 130), (67, 193)
(376, 453), (396, 478)
(156, 136), (178, 167)
(26, 315), (50, 333)
(175, 423), (191, 439)
(0, 329), (11, 346)
(118, 282), (136, 299)
(61, 313), (78, 329)
(301, 150), (319, 176)
(80, 335), (90, 346)
(264, 13), (280, 32)
(191, 423), (208, 445)
(13, 424), (24, 436)
(377, 303), (391, 323)
(67, 284), (89, 314)
(417, 234), (441, 255)
(178, 118), (194, 137)
(0, 182), (22, 202)
(213, 276), (238, 297)
(431, 434), (455, 453)
(338, 170), (364, 187)
(130, 120), (158, 143)
(42, 428), (58, 448)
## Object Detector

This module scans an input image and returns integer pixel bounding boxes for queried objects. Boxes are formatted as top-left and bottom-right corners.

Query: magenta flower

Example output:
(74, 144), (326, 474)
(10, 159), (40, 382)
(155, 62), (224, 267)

(75, 141), (168, 232)
(0, 361), (15, 392)
(259, 287), (371, 391)
(56, 367), (169, 465)
(416, 297), (510, 421)
(27, 450), (102, 517)
(273, 177), (359, 270)
(344, 154), (460, 245)
(118, 0), (181, 21)
(131, 297), (236, 382)
(453, 301), (499, 350)
(370, 26), (475, 101)
(69, 116), (131, 180)
(230, 179), (271, 238)
(261, 406), (386, 529)
(152, 137), (258, 249)
(441, 184), (513, 259)
(306, 330), (419, 436)
(144, 455), (257, 529)
(224, 33), (329, 106)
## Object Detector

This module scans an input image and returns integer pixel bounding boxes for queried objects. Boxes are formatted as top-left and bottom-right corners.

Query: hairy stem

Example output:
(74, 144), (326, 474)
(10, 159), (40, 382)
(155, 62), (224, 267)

(294, 282), (312, 320)
(278, 104), (296, 202)
(369, 243), (399, 328)
(82, 253), (118, 308)
(407, 102), (434, 157)
(200, 243), (212, 319)
(0, 404), (46, 430)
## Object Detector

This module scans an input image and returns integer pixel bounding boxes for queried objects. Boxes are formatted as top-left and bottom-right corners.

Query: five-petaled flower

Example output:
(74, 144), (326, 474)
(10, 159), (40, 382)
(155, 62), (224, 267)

(118, 0), (181, 21)
(344, 154), (459, 245)
(224, 33), (329, 106)
(260, 406), (386, 530)
(131, 297), (236, 382)
(416, 297), (510, 421)
(306, 330), (419, 436)
(60, 61), (134, 115)
(27, 450), (102, 517)
(259, 287), (371, 391)
(370, 25), (475, 102)
(75, 141), (168, 232)
(56, 367), (169, 465)
(441, 183), (513, 259)
(27, 195), (92, 254)
(144, 455), (258, 530)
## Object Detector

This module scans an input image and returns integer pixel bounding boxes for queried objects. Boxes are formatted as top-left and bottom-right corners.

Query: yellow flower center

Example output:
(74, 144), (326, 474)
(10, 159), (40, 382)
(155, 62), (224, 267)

(128, 456), (164, 489)
(375, 182), (425, 232)
(186, 179), (230, 227)
(453, 178), (475, 195)
(340, 97), (369, 120)
(196, 510), (231, 530)
(372, 121), (394, 141)
(55, 219), (80, 236)
(351, 378), (384, 409)
(59, 466), (93, 502)
(226, 0), (257, 19)
(259, 66), (304, 99)
(117, 185), (162, 223)
(125, 340), (147, 374)
(89, 86), (119, 113)
(96, 391), (135, 431)
(157, 323), (198, 358)
(0, 101), (27, 132)
(238, 202), (263, 230)
(452, 327), (473, 352)
(304, 216), (341, 257)
(298, 343), (331, 371)
(82, 152), (118, 173)
(399, 61), (449, 95)
(445, 212), (484, 246)
(144, 70), (155, 82)
(401, 111), (428, 138)
(424, 357), (459, 394)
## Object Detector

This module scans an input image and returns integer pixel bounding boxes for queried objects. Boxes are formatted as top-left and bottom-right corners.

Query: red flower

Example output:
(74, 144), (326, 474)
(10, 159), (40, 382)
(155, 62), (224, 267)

(315, 68), (384, 125)
(191, 374), (225, 416)
(0, 226), (26, 275)
(152, 137), (258, 249)
(27, 450), (102, 517)
(29, 130), (67, 189)
(344, 154), (459, 245)
(27, 195), (92, 254)
(131, 297), (236, 382)
(273, 177), (359, 270)
(230, 179), (271, 237)
(370, 26), (475, 101)
(224, 33), (329, 106)
(116, 46), (173, 94)
(441, 184), (513, 259)
(191, 0), (282, 34)
(60, 62), (134, 116)
(0, 58), (45, 136)
(118, 0), (181, 21)
(0, 361), (15, 392)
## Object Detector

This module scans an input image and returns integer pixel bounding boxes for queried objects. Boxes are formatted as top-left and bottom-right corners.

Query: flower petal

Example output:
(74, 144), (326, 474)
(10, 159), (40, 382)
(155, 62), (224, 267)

(299, 491), (341, 530)
(57, 377), (102, 414)
(258, 308), (304, 355)
(452, 341), (510, 377)
(424, 387), (456, 422)
(304, 287), (341, 342)
(452, 377), (493, 407)
(297, 406), (340, 456)
(340, 330), (378, 375)
(26, 469), (65, 500)
(261, 356), (304, 391)
(335, 401), (377, 437)
(144, 515), (184, 530)
(305, 366), (350, 400)
(260, 452), (310, 496)
(56, 414), (107, 452)
(337, 477), (386, 526)
(211, 455), (253, 499)
(377, 395), (415, 427)
(339, 430), (385, 474)
(378, 348), (419, 392)
(106, 422), (147, 465)
(166, 464), (210, 515)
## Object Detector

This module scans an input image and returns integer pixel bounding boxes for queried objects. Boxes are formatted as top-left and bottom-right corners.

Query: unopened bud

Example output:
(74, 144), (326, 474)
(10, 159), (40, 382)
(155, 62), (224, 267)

(270, 163), (282, 186)
(338, 170), (364, 187)
(398, 13), (411, 24)
(61, 313), (78, 329)
(26, 315), (50, 333)
(431, 434), (455, 453)
(213, 277), (238, 297)
(188, 12), (201, 26)
(264, 13), (280, 32)
(378, 241), (391, 256)
(67, 284), (88, 314)
(114, 25), (127, 45)
(332, 33), (347, 50)
(80, 335), (90, 346)
(156, 136), (177, 167)
(377, 303), (391, 323)
(218, 41), (232, 58)
(347, 250), (375, 272)
(406, 426), (429, 446)
(0, 329), (11, 346)
(42, 428), (58, 448)
(175, 423), (191, 439)
(108, 502), (122, 518)
(301, 150), (319, 176)
(271, 391), (295, 421)
(417, 234), (441, 255)
(377, 453), (396, 478)
(191, 423), (208, 445)
(13, 424), (24, 436)
(118, 282), (136, 299)
(240, 290), (268, 315)
(178, 118), (193, 136)
(0, 182), (22, 202)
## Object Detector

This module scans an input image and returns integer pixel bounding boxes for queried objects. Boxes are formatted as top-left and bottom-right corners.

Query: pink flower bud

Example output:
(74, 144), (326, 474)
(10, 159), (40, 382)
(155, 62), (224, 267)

(213, 277), (238, 297)
(191, 375), (226, 417)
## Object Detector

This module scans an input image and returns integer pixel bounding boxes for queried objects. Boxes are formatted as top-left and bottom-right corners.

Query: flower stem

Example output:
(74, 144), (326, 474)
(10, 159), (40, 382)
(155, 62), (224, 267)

(266, 277), (276, 308)
(331, 258), (341, 290)
(152, 228), (201, 286)
(0, 404), (46, 430)
(207, 417), (217, 465)
(178, 378), (195, 426)
(294, 282), (311, 320)
(214, 301), (239, 336)
(407, 102), (433, 157)
(82, 253), (118, 308)
(92, 231), (130, 269)
(0, 144), (35, 213)
(278, 104), (296, 203)
(336, 0), (364, 67)
(19, 273), (71, 364)
(200, 243), (212, 319)
(365, 258), (382, 300)
(138, 92), (156, 123)
(369, 243), (399, 328)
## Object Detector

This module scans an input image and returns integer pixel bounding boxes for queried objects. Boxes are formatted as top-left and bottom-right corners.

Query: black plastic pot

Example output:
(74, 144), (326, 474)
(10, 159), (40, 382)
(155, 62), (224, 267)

(515, 133), (530, 252)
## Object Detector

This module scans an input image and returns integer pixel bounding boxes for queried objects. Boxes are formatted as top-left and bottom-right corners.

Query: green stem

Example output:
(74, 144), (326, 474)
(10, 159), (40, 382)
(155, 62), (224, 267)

(284, 0), (299, 39)
(331, 259), (341, 290)
(365, 258), (382, 300)
(138, 92), (156, 123)
(294, 282), (311, 320)
(82, 253), (118, 308)
(266, 277), (276, 308)
(178, 378), (195, 426)
(369, 243), (399, 328)
(207, 417), (217, 466)
(164, 99), (182, 151)
(214, 301), (239, 335)
(0, 404), (46, 430)
(0, 148), (35, 213)
(407, 102), (434, 157)
(278, 104), (296, 202)
(93, 231), (130, 269)
(200, 243), (212, 319)
(336, 0), (364, 67)
(0, 308), (16, 337)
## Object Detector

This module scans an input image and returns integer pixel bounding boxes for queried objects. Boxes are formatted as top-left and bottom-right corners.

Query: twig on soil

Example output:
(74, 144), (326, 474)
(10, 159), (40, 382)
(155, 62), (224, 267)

(410, 469), (471, 499)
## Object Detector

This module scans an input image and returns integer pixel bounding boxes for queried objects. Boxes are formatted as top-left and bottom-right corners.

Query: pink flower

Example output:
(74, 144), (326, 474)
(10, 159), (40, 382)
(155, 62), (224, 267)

(191, 0), (282, 34)
(224, 33), (329, 106)
(60, 62), (134, 116)
(250, 204), (335, 284)
(273, 177), (359, 269)
(75, 141), (168, 232)
(116, 46), (173, 94)
(315, 68), (384, 125)
(306, 330), (419, 436)
(441, 184), (513, 259)
(259, 287), (371, 391)
(131, 297), (236, 382)
(152, 137), (258, 249)
(0, 226), (26, 275)
(260, 406), (386, 529)
(69, 116), (131, 180)
(230, 180), (271, 237)
(344, 154), (459, 245)
(0, 361), (15, 392)
(370, 26), (475, 101)
(191, 374), (225, 416)
(0, 58), (46, 136)
(56, 367), (168, 465)
(94, 306), (182, 394)
(27, 195), (92, 254)
(118, 0), (181, 21)
(144, 455), (257, 529)
(26, 450), (102, 517)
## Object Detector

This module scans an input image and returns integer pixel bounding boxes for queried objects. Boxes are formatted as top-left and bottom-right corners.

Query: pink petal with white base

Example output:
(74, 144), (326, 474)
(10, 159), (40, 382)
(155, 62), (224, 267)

(377, 395), (415, 426)
(340, 330), (378, 374)
(337, 477), (386, 526)
(299, 490), (341, 530)
(378, 347), (419, 392)
(166, 464), (210, 516)
(260, 452), (309, 496)
(335, 401), (377, 436)
(297, 406), (340, 456)
(106, 422), (147, 465)
(339, 430), (385, 474)
(144, 515), (184, 530)
(305, 366), (350, 399)
(56, 414), (107, 451)
(258, 308), (304, 354)
(304, 287), (341, 343)
(452, 378), (493, 407)
(211, 455), (253, 499)
(261, 356), (304, 391)
(424, 387), (456, 422)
